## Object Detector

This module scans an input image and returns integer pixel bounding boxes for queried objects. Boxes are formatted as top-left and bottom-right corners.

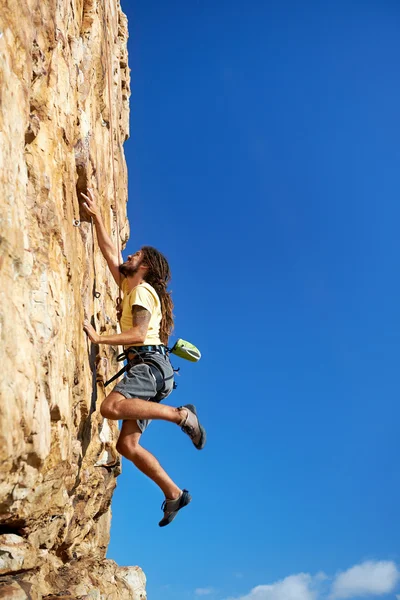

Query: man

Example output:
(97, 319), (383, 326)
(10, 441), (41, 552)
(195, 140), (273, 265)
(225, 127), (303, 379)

(81, 189), (206, 527)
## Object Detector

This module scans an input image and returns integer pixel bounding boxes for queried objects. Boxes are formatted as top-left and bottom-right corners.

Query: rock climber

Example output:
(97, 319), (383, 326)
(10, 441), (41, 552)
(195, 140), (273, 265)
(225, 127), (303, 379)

(80, 189), (206, 527)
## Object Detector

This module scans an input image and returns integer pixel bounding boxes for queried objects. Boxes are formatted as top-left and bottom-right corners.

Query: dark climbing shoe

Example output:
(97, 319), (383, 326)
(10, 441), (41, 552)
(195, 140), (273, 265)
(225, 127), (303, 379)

(159, 489), (192, 527)
(178, 404), (206, 450)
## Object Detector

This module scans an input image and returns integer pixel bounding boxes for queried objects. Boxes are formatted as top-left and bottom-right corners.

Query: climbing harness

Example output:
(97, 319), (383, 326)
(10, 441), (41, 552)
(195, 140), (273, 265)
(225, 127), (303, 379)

(104, 345), (174, 400)
(104, 340), (201, 397)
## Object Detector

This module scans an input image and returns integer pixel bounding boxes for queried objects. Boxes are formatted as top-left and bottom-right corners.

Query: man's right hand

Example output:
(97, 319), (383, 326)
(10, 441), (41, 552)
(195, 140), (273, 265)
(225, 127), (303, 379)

(81, 189), (101, 220)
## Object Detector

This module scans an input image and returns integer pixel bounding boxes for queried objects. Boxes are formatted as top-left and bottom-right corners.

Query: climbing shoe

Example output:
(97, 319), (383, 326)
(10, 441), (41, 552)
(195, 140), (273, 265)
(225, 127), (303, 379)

(178, 404), (206, 450)
(159, 489), (192, 527)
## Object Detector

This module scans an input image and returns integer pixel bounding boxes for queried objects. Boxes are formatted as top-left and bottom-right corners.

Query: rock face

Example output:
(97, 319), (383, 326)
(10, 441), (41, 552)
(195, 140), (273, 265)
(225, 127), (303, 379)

(0, 0), (146, 598)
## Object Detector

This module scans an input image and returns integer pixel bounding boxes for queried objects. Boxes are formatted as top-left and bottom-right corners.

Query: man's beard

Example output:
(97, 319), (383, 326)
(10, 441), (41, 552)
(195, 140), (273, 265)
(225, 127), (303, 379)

(119, 261), (139, 277)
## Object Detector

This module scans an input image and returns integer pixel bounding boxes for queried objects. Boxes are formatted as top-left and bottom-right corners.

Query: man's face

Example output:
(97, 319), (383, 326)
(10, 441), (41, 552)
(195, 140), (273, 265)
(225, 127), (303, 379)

(119, 250), (145, 276)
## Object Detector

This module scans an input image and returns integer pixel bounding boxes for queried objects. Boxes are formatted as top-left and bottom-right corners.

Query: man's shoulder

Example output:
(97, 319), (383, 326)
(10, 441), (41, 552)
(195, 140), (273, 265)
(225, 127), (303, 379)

(138, 281), (156, 293)
(138, 282), (160, 302)
(126, 281), (159, 301)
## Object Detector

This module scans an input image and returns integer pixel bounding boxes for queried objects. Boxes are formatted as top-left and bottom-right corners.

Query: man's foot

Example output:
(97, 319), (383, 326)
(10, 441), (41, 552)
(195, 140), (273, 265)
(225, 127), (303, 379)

(159, 489), (192, 527)
(178, 404), (206, 450)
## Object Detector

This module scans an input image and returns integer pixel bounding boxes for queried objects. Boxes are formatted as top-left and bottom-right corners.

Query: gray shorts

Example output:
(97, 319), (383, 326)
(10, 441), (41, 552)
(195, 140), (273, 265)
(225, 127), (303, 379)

(113, 352), (175, 432)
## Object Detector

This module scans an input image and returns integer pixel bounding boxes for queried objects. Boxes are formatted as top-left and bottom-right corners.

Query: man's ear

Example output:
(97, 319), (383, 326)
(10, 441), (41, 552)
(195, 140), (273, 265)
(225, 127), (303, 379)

(139, 261), (149, 273)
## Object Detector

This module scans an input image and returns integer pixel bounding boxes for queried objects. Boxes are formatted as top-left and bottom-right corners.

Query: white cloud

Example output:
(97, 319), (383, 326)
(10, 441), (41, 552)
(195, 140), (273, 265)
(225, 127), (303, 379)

(226, 561), (400, 600)
(195, 588), (215, 596)
(226, 573), (323, 600)
(330, 560), (399, 599)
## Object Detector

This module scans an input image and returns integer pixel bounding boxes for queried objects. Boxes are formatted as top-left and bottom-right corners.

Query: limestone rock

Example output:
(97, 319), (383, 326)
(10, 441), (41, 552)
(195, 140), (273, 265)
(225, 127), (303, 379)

(0, 535), (38, 575)
(0, 0), (145, 598)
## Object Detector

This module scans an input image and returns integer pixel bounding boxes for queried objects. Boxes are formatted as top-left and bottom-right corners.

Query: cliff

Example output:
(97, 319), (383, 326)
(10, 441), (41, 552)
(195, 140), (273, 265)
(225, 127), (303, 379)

(0, 0), (146, 598)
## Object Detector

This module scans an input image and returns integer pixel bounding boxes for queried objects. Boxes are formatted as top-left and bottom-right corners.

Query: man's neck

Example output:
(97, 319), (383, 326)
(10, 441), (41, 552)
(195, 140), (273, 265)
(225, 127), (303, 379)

(125, 273), (145, 293)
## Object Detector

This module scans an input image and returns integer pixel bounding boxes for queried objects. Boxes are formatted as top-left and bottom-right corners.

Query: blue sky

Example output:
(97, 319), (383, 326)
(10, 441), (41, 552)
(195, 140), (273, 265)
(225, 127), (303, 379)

(107, 1), (400, 599)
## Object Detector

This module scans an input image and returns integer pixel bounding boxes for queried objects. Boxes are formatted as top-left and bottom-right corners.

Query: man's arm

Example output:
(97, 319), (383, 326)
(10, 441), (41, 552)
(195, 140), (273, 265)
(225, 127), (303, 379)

(80, 189), (123, 286)
(84, 305), (151, 346)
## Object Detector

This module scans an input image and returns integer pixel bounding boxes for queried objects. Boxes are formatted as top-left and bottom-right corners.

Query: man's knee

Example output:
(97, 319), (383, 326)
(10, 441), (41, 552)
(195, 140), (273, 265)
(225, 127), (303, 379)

(100, 397), (120, 420)
(116, 434), (141, 457)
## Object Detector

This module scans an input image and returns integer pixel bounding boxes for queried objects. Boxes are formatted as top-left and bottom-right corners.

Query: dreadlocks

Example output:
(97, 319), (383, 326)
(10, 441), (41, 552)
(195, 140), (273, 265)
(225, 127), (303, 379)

(141, 246), (174, 346)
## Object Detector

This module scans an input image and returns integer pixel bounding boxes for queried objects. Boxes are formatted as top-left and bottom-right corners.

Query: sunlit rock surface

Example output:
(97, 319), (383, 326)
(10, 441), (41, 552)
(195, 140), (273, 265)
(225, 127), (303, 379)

(0, 0), (145, 597)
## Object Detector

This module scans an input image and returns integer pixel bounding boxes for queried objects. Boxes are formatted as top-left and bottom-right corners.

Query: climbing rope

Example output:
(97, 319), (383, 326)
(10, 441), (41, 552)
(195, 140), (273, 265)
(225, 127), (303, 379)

(103, 0), (122, 316)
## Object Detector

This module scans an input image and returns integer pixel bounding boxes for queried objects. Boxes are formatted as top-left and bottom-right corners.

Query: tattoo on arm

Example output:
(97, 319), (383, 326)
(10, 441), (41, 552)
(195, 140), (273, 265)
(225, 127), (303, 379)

(131, 305), (151, 337)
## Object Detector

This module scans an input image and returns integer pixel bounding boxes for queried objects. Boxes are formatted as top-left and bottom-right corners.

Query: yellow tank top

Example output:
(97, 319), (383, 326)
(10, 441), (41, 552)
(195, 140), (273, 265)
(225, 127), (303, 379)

(120, 279), (162, 346)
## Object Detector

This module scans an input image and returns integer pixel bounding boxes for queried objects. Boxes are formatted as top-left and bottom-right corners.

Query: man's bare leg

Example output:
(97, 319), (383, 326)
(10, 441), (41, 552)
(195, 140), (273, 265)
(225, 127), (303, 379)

(100, 391), (186, 423)
(101, 391), (206, 453)
(116, 419), (181, 500)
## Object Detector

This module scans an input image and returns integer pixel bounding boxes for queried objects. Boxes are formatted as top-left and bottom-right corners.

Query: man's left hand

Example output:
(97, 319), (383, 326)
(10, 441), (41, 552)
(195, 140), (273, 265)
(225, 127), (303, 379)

(83, 320), (100, 344)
